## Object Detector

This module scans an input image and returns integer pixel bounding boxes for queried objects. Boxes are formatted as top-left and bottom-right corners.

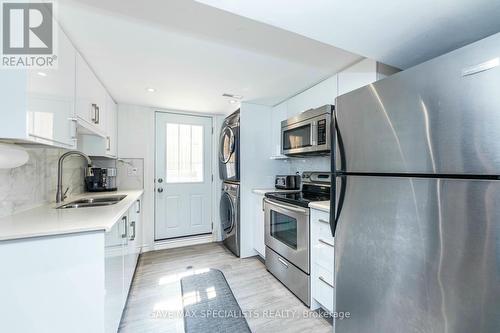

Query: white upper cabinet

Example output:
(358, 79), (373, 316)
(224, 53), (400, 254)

(75, 53), (107, 136)
(286, 75), (338, 117)
(105, 93), (118, 158)
(0, 23), (77, 149)
(78, 92), (118, 158)
(75, 54), (119, 158)
(26, 27), (77, 148)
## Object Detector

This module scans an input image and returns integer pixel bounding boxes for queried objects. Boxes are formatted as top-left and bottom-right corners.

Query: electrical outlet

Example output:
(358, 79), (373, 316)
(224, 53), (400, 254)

(128, 166), (138, 176)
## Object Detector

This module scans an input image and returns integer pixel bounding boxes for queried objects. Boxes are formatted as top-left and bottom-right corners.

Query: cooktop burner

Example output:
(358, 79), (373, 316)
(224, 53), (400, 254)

(265, 183), (330, 208)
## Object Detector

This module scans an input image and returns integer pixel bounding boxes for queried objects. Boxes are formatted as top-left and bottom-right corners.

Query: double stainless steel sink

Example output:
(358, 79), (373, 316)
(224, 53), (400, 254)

(56, 195), (127, 209)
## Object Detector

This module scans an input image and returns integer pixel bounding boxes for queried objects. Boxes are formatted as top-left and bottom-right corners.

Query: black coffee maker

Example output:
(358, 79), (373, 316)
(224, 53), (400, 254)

(85, 167), (117, 192)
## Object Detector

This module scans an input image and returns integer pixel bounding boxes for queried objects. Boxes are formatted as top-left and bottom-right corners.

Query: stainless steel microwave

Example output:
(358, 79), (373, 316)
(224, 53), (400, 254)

(281, 105), (332, 156)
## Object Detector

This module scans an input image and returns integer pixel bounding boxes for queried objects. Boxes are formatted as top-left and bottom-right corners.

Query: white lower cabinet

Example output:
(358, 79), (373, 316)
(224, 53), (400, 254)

(310, 208), (335, 314)
(124, 198), (142, 296)
(252, 192), (266, 258)
(105, 215), (127, 333)
(104, 196), (142, 333)
(0, 232), (105, 333)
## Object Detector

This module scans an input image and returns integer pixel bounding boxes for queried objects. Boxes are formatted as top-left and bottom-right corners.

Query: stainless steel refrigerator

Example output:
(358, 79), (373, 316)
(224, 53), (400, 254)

(330, 32), (500, 333)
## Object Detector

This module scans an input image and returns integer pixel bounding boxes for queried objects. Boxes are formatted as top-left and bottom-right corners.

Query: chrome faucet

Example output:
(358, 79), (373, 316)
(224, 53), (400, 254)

(56, 151), (92, 203)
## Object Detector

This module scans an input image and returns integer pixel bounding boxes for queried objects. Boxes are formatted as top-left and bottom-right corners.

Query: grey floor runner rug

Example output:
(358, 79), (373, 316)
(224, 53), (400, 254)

(181, 269), (251, 333)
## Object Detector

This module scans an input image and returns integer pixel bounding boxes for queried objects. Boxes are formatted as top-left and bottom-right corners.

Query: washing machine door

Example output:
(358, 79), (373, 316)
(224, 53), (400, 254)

(219, 126), (235, 164)
(220, 192), (235, 235)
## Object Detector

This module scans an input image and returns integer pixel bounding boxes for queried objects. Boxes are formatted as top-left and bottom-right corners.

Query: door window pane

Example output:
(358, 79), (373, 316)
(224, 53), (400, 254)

(166, 123), (204, 183)
(270, 210), (297, 249)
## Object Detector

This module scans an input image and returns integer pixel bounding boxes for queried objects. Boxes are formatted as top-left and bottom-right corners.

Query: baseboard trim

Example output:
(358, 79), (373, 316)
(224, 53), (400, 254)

(143, 234), (214, 252)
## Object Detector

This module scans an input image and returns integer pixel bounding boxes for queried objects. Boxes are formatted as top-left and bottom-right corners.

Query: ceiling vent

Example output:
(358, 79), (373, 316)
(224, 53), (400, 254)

(222, 93), (243, 99)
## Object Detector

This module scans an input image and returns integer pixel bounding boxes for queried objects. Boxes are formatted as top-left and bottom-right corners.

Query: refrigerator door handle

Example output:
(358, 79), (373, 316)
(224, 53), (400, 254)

(335, 113), (347, 172)
(333, 174), (347, 237)
(330, 110), (347, 237)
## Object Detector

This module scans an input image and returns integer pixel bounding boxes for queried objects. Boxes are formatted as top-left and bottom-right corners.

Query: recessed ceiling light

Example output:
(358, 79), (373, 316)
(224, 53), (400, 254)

(146, 87), (156, 92)
(229, 100), (238, 104)
(223, 93), (243, 100)
(37, 72), (47, 77)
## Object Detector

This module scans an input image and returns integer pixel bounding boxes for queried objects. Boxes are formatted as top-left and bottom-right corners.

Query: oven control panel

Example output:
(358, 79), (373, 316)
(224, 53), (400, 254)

(302, 171), (331, 184)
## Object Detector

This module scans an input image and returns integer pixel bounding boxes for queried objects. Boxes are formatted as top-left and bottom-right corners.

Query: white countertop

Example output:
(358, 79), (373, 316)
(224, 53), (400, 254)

(309, 201), (330, 213)
(0, 190), (144, 241)
(251, 188), (299, 195)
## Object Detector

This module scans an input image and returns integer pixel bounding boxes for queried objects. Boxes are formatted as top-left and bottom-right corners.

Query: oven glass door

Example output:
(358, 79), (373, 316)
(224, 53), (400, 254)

(265, 199), (310, 273)
(270, 210), (297, 249)
(282, 124), (312, 150)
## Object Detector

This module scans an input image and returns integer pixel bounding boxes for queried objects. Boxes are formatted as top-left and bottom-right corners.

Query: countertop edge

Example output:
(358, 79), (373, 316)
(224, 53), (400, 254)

(309, 201), (330, 213)
(0, 190), (144, 242)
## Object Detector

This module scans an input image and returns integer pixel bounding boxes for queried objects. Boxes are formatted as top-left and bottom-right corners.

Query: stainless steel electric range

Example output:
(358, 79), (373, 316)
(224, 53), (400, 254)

(263, 171), (331, 306)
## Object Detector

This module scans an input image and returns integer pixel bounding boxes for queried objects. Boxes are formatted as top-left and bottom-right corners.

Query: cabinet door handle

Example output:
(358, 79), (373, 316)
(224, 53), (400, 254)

(318, 218), (329, 224)
(319, 238), (334, 248)
(69, 118), (77, 146)
(91, 104), (97, 123)
(96, 106), (100, 124)
(121, 216), (127, 238)
(106, 136), (111, 151)
(319, 276), (334, 288)
(130, 221), (136, 240)
(136, 200), (141, 213)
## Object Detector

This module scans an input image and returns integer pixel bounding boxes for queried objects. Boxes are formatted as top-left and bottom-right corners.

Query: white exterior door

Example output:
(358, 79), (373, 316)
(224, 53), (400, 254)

(155, 112), (213, 240)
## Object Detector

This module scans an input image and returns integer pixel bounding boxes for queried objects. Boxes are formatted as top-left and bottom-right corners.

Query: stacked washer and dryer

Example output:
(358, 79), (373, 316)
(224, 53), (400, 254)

(219, 110), (241, 257)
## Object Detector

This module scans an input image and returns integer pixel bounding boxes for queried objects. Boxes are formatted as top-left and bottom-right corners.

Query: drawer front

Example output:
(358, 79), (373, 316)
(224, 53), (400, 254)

(313, 263), (335, 313)
(266, 247), (310, 306)
(312, 209), (335, 242)
(313, 237), (334, 271)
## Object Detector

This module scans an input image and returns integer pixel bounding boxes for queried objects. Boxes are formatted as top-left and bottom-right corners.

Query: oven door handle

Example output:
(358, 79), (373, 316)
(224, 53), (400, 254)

(264, 198), (308, 214)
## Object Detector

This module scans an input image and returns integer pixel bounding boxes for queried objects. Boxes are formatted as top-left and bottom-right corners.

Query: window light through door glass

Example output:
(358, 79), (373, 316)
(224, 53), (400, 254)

(166, 123), (203, 183)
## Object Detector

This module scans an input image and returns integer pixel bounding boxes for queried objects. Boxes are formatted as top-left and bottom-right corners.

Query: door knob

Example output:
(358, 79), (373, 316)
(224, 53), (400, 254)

(157, 188), (163, 193)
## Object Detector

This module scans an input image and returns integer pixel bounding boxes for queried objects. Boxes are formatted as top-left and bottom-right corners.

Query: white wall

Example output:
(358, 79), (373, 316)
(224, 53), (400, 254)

(117, 104), (155, 251)
(239, 102), (289, 258)
(213, 114), (225, 241)
(117, 104), (224, 251)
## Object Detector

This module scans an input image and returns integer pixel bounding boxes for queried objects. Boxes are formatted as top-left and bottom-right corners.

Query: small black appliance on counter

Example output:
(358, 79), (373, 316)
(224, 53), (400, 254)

(85, 167), (117, 192)
(275, 174), (301, 190)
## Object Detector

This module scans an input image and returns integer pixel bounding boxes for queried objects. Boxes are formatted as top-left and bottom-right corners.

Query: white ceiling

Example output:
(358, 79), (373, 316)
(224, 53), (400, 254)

(57, 0), (362, 114)
(196, 0), (500, 69)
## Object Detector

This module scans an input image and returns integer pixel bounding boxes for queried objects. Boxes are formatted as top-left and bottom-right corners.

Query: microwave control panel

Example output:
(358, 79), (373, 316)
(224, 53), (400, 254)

(317, 119), (327, 145)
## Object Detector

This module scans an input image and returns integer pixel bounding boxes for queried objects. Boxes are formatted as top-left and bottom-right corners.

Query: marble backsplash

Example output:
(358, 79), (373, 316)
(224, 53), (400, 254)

(0, 147), (86, 218)
(284, 155), (330, 174)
